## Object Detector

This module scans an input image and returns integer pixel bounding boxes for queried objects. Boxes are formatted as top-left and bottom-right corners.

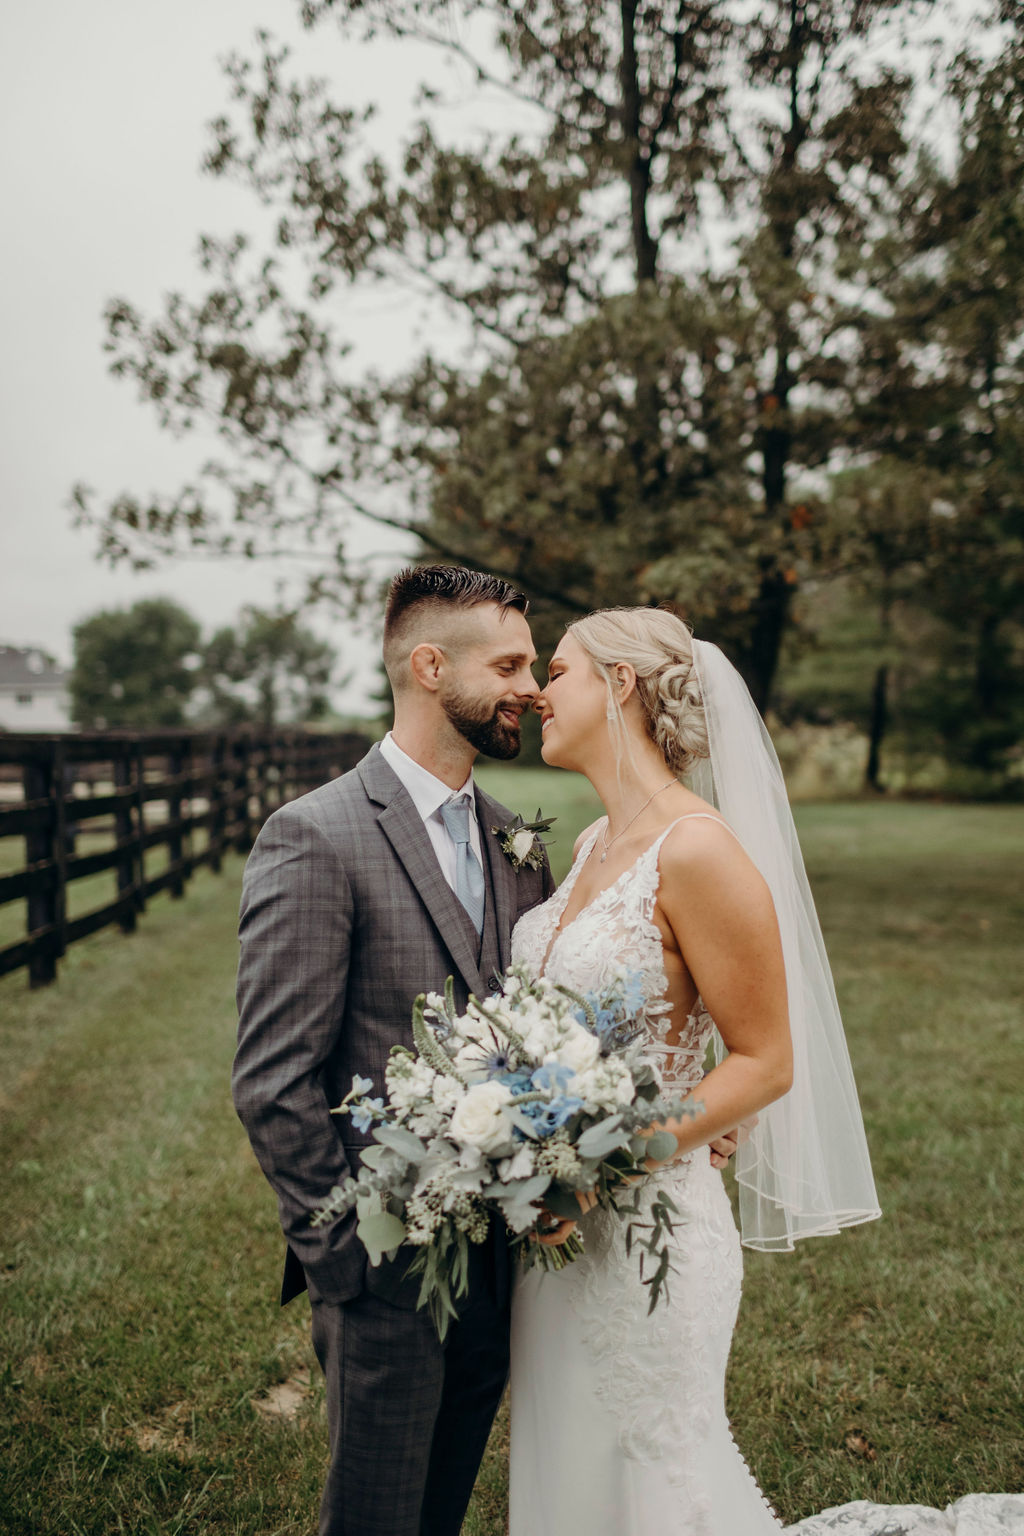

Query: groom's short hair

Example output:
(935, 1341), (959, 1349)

(383, 564), (528, 690)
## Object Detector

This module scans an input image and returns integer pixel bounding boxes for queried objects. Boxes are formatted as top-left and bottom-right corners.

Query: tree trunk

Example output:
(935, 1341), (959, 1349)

(619, 0), (658, 286)
(745, 0), (809, 713)
(865, 664), (888, 791)
(745, 567), (793, 715)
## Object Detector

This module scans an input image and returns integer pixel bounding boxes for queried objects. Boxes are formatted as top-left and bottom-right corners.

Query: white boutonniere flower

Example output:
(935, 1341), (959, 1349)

(491, 810), (555, 872)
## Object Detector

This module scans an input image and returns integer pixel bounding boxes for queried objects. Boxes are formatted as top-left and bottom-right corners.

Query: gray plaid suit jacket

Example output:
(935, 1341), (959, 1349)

(233, 742), (553, 1307)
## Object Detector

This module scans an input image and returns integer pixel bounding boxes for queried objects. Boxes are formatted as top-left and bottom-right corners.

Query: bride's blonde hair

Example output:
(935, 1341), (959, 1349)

(566, 607), (710, 776)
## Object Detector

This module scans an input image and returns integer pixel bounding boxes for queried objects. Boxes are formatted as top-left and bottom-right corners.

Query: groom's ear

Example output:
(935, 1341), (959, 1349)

(409, 641), (447, 693)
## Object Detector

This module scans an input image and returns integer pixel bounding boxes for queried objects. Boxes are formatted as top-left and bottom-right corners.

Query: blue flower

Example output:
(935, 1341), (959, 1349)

(350, 1074), (374, 1097)
(498, 1070), (535, 1096)
(461, 1025), (517, 1078)
(619, 969), (647, 1015)
(520, 1094), (584, 1138)
(350, 1097), (384, 1133)
(530, 1062), (575, 1094)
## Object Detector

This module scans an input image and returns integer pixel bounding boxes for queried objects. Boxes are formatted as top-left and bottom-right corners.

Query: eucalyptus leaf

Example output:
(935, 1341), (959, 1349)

(577, 1117), (629, 1159)
(507, 1106), (541, 1140)
(356, 1210), (407, 1266)
(543, 1187), (585, 1221)
(642, 1129), (678, 1164)
(373, 1124), (427, 1160)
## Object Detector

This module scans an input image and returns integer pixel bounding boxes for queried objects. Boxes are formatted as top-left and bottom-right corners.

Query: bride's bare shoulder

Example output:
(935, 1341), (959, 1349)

(659, 812), (756, 882)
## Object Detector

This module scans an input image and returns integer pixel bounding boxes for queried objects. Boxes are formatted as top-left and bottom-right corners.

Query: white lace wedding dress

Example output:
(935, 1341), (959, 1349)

(508, 820), (1024, 1536)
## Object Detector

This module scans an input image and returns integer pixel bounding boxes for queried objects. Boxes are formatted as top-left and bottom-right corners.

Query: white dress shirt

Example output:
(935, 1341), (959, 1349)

(378, 731), (483, 892)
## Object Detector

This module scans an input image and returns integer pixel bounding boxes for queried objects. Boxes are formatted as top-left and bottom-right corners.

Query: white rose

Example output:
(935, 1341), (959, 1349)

(448, 1081), (515, 1154)
(510, 828), (536, 863)
(555, 1021), (601, 1076)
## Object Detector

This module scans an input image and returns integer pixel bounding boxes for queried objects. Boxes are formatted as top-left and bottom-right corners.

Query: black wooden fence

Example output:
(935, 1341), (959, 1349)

(0, 728), (369, 988)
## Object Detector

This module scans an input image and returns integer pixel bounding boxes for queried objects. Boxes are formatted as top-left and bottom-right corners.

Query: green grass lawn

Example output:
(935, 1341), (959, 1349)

(1, 787), (1022, 1534)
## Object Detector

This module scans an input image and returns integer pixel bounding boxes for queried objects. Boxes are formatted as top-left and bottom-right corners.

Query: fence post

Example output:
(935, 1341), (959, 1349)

(209, 736), (225, 873)
(167, 741), (185, 897)
(53, 741), (69, 960)
(23, 745), (58, 987)
(113, 751), (137, 933)
(134, 743), (147, 913)
(233, 735), (252, 854)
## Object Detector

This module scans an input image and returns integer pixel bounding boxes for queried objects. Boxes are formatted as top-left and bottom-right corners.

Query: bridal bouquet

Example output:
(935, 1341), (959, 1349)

(311, 966), (702, 1334)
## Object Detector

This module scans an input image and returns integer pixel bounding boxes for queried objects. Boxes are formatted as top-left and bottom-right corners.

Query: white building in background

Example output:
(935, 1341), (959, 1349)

(0, 646), (72, 731)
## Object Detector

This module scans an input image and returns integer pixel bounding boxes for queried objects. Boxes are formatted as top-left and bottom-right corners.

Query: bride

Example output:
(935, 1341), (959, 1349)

(507, 607), (1021, 1536)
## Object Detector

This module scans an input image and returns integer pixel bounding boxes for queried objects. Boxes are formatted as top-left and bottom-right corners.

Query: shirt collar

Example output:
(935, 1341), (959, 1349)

(379, 731), (475, 823)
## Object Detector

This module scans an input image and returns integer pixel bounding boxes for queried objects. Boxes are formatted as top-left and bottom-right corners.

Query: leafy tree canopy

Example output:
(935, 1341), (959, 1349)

(73, 0), (962, 712)
(70, 598), (202, 729)
(197, 605), (337, 726)
(70, 598), (340, 730)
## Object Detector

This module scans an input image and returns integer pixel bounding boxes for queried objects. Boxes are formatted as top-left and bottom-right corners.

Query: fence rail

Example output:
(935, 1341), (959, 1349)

(0, 728), (369, 987)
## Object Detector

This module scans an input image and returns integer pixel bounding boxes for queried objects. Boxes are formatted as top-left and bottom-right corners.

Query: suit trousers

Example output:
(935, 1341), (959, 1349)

(309, 1258), (510, 1536)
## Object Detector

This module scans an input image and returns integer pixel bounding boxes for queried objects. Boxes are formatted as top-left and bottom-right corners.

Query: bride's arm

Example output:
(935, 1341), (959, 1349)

(648, 819), (792, 1164)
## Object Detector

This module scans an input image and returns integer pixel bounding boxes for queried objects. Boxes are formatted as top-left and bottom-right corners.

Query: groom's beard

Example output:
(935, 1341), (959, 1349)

(441, 685), (523, 760)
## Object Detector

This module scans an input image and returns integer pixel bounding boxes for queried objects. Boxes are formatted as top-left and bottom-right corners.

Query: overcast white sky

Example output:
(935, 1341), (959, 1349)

(0, 1), (472, 709)
(0, 1), (993, 712)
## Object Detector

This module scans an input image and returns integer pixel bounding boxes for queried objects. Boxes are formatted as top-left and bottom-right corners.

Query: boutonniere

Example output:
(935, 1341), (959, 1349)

(491, 810), (555, 872)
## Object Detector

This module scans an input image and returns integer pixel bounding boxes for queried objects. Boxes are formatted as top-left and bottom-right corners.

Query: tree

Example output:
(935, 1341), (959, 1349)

(72, 0), (949, 709)
(844, 25), (1024, 774)
(70, 598), (202, 729)
(198, 606), (337, 726)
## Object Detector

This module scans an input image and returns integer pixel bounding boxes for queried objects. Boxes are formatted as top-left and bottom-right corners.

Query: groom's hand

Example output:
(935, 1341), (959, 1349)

(709, 1113), (758, 1169)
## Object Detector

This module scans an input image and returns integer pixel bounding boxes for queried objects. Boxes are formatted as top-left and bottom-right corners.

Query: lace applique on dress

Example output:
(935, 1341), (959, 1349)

(511, 820), (712, 1096)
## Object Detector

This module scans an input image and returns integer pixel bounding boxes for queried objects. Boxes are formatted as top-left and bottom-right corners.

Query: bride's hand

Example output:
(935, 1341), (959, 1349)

(534, 1190), (599, 1246)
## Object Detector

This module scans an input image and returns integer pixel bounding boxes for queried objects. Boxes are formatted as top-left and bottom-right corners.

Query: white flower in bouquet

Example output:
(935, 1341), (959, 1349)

(552, 1019), (602, 1076)
(517, 1003), (564, 1060)
(448, 1080), (517, 1154)
(498, 1145), (537, 1183)
(432, 1075), (465, 1114)
(386, 1054), (439, 1116)
(408, 1102), (446, 1138)
(453, 1004), (494, 1042)
(313, 964), (705, 1338)
(574, 1057), (637, 1113)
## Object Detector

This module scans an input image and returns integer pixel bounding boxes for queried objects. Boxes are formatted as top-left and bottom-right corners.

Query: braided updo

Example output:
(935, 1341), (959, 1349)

(566, 607), (710, 776)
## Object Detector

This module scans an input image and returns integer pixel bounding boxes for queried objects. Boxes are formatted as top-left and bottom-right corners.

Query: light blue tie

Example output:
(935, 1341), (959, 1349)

(439, 795), (486, 935)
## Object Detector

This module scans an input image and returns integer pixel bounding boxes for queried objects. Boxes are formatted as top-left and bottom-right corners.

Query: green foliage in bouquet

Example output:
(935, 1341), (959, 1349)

(312, 968), (704, 1335)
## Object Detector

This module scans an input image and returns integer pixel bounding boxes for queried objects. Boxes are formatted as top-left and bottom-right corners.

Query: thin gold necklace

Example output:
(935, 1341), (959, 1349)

(599, 781), (677, 863)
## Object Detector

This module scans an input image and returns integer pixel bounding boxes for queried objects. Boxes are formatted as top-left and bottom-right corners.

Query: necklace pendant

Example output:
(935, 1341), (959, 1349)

(599, 851), (607, 863)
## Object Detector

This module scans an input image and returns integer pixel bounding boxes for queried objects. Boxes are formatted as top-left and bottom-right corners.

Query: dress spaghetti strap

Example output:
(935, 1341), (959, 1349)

(665, 811), (744, 846)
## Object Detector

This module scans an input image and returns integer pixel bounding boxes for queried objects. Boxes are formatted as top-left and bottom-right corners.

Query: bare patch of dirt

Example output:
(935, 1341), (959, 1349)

(252, 1368), (312, 1422)
(131, 1400), (196, 1458)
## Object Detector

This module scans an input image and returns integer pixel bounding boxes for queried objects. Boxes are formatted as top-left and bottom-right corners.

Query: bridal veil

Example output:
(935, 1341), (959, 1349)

(689, 639), (881, 1251)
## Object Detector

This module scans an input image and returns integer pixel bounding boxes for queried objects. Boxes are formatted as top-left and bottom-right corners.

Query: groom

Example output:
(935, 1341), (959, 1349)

(233, 564), (552, 1536)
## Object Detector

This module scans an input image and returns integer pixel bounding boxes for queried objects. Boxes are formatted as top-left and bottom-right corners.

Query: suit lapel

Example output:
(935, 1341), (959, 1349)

(475, 785), (520, 973)
(358, 747), (486, 995)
